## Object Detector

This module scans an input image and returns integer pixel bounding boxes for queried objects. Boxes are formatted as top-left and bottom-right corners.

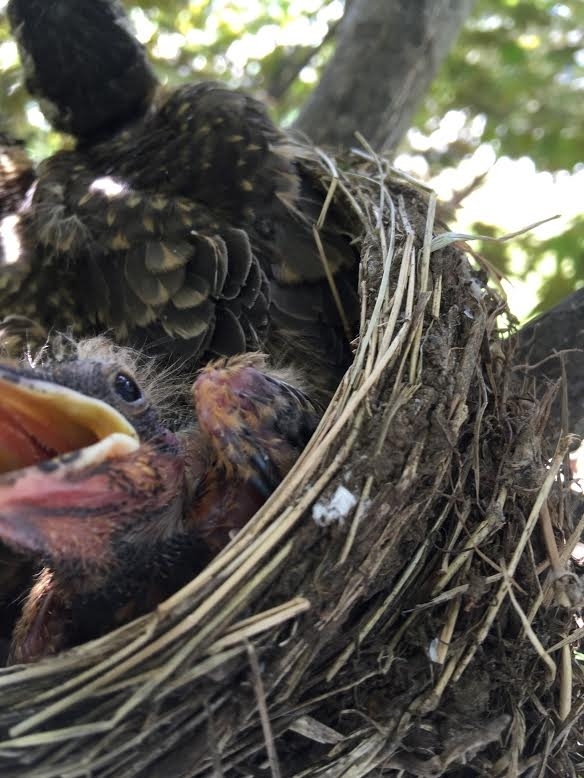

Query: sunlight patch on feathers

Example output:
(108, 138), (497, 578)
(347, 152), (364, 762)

(0, 214), (22, 265)
(89, 176), (128, 199)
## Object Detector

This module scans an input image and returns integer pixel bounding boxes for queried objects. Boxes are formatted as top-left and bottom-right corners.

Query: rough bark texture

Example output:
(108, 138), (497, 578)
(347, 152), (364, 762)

(293, 0), (475, 152)
(515, 288), (584, 441)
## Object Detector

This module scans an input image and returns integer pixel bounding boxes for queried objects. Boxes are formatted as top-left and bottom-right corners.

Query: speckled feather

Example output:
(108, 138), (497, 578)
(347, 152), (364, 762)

(2, 1), (359, 401)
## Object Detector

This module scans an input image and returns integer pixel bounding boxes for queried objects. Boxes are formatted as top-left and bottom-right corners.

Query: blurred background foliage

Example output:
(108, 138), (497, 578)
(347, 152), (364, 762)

(0, 0), (582, 321)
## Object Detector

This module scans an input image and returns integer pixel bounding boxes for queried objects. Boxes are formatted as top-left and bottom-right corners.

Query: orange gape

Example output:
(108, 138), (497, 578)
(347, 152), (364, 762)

(0, 350), (320, 664)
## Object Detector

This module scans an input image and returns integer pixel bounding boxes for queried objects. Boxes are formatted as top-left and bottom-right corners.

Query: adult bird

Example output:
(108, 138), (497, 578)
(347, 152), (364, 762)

(0, 338), (320, 663)
(3, 0), (360, 403)
(0, 133), (34, 218)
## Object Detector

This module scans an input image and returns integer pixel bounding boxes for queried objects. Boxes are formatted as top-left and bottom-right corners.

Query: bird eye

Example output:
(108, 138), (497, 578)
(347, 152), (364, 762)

(113, 372), (142, 403)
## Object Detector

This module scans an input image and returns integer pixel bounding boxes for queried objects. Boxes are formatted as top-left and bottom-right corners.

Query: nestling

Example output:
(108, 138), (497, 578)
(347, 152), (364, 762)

(0, 340), (320, 663)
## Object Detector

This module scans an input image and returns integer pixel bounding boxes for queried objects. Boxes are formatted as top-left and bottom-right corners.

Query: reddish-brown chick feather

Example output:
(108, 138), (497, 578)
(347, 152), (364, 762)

(0, 348), (319, 663)
(9, 570), (67, 665)
(194, 354), (319, 484)
(187, 354), (320, 551)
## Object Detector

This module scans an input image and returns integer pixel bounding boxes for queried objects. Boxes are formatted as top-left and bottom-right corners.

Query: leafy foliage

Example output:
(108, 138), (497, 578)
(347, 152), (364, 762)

(431, 0), (584, 171)
(408, 0), (584, 315)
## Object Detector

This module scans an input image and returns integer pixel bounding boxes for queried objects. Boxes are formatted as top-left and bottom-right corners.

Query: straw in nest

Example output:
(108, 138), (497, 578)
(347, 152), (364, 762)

(0, 143), (583, 778)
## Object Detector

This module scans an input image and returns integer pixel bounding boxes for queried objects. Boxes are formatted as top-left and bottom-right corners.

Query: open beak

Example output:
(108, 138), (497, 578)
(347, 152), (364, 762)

(0, 365), (154, 568)
(0, 364), (139, 476)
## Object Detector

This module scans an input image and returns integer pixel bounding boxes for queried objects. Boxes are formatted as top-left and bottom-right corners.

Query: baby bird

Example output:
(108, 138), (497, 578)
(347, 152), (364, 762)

(0, 340), (319, 663)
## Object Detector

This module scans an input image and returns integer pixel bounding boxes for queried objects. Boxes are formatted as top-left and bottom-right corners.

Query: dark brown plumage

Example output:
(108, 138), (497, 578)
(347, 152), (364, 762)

(0, 133), (34, 218)
(8, 0), (158, 141)
(2, 1), (359, 402)
(0, 341), (319, 663)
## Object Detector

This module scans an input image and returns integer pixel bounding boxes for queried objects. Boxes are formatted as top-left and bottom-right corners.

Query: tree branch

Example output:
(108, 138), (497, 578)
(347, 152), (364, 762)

(293, 0), (475, 152)
(266, 20), (341, 102)
(515, 289), (584, 440)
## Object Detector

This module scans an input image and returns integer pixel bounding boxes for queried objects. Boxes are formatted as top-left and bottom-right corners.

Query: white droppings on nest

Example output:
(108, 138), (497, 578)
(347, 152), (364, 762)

(312, 485), (358, 527)
(427, 638), (441, 664)
(469, 278), (484, 301)
(570, 443), (584, 492)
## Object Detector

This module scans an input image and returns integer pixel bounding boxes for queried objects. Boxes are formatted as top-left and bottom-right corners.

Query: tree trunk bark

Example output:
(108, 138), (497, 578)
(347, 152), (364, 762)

(293, 0), (475, 152)
(293, 0), (583, 437)
(515, 289), (584, 441)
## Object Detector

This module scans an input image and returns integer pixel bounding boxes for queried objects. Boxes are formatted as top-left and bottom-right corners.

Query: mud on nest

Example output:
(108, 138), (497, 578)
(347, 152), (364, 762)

(0, 144), (583, 778)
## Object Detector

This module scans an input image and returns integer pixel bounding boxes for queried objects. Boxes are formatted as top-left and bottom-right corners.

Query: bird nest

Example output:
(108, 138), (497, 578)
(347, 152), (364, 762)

(1, 146), (583, 778)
